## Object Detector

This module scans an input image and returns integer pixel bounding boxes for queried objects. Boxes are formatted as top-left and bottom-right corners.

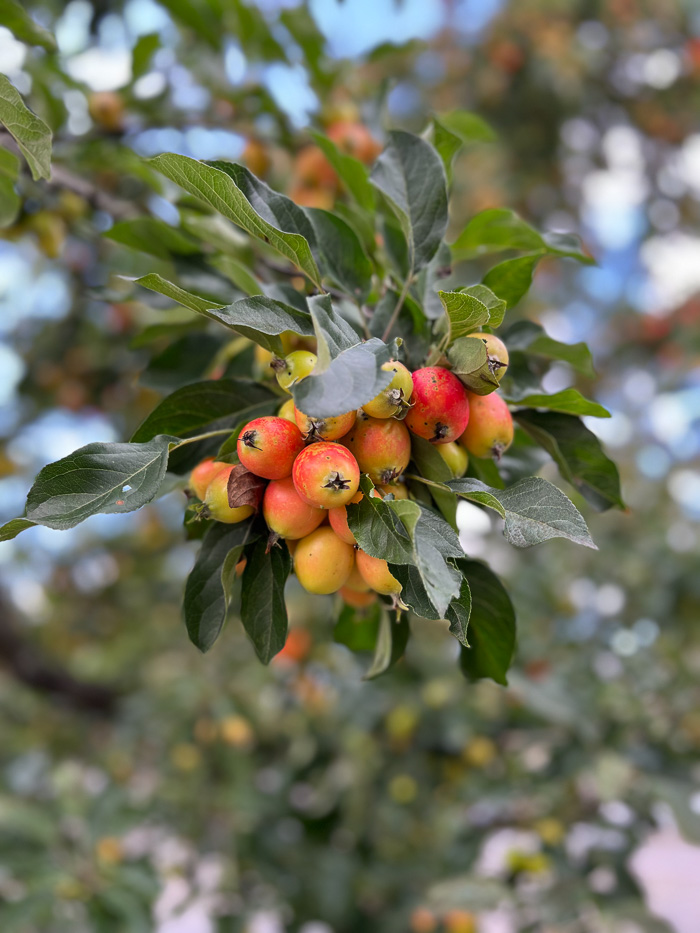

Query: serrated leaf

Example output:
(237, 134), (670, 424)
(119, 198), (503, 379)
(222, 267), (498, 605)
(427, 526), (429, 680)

(0, 517), (35, 541)
(240, 539), (292, 663)
(448, 335), (500, 395)
(457, 560), (515, 685)
(507, 388), (610, 418)
(0, 74), (52, 180)
(24, 436), (176, 531)
(105, 218), (199, 260)
(502, 320), (595, 377)
(461, 284), (507, 327)
(364, 611), (409, 679)
(291, 337), (395, 419)
(514, 410), (624, 511)
(370, 130), (448, 271)
(0, 0), (56, 50)
(305, 207), (373, 301)
(439, 289), (490, 342)
(482, 253), (542, 308)
(310, 131), (375, 210)
(448, 475), (597, 549)
(307, 293), (360, 370)
(183, 520), (256, 651)
(149, 154), (321, 286)
(451, 208), (592, 264)
(131, 379), (277, 443)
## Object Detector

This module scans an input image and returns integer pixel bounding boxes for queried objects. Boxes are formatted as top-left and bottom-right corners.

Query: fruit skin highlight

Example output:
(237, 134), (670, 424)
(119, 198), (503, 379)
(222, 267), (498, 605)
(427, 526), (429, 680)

(263, 477), (325, 540)
(404, 366), (470, 444)
(237, 416), (304, 480)
(464, 332), (509, 381)
(273, 350), (317, 391)
(459, 392), (514, 460)
(292, 442), (360, 509)
(340, 412), (411, 485)
(295, 407), (356, 441)
(294, 526), (355, 594)
(189, 457), (228, 500)
(437, 441), (469, 478)
(355, 549), (402, 596)
(204, 467), (255, 524)
(362, 361), (414, 419)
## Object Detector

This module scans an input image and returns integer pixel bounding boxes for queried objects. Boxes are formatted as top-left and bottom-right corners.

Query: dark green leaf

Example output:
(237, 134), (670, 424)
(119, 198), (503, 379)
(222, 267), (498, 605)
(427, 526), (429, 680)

(0, 146), (19, 226)
(448, 335), (500, 395)
(0, 517), (35, 541)
(507, 388), (610, 418)
(105, 218), (199, 260)
(310, 131), (375, 211)
(514, 410), (624, 511)
(183, 520), (256, 651)
(229, 0), (287, 61)
(458, 560), (515, 685)
(370, 130), (448, 271)
(364, 611), (409, 679)
(149, 154), (321, 286)
(0, 74), (52, 180)
(451, 208), (592, 264)
(446, 575), (472, 647)
(131, 379), (277, 443)
(0, 0), (56, 50)
(502, 320), (595, 377)
(390, 564), (442, 620)
(155, 0), (221, 47)
(448, 476), (597, 549)
(333, 602), (382, 652)
(305, 207), (373, 301)
(240, 539), (292, 664)
(25, 436), (176, 530)
(346, 477), (415, 565)
(131, 32), (160, 79)
(410, 435), (458, 528)
(482, 253), (542, 308)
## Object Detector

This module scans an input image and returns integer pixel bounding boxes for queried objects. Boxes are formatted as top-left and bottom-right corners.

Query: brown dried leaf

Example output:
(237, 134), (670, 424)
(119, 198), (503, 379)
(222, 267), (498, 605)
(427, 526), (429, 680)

(227, 464), (266, 511)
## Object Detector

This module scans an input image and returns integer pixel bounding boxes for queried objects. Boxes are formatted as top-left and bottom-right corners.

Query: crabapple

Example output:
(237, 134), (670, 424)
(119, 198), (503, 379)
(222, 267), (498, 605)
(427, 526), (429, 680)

(340, 411), (411, 484)
(263, 476), (325, 540)
(437, 441), (469, 478)
(339, 586), (377, 608)
(343, 563), (371, 593)
(242, 138), (270, 177)
(378, 481), (409, 499)
(464, 332), (509, 381)
(237, 416), (304, 479)
(277, 398), (297, 424)
(293, 145), (338, 189)
(204, 467), (254, 524)
(292, 442), (360, 508)
(355, 549), (402, 597)
(404, 367), (470, 444)
(88, 91), (124, 133)
(459, 392), (514, 460)
(189, 457), (228, 500)
(327, 121), (382, 163)
(362, 361), (414, 419)
(294, 526), (354, 594)
(295, 407), (356, 441)
(273, 350), (317, 392)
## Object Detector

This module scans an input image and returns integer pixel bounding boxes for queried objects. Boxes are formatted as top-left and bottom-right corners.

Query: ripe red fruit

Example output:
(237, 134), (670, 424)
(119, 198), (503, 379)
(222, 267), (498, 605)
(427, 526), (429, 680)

(340, 412), (411, 484)
(294, 526), (355, 594)
(404, 366), (470, 445)
(204, 467), (255, 524)
(292, 442), (360, 509)
(295, 407), (356, 441)
(237, 416), (304, 479)
(189, 457), (227, 500)
(263, 476), (325, 540)
(459, 392), (514, 460)
(355, 549), (402, 596)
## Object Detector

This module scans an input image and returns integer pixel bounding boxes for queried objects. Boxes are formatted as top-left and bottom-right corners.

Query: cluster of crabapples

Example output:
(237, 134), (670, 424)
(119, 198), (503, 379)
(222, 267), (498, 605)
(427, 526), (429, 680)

(188, 334), (514, 607)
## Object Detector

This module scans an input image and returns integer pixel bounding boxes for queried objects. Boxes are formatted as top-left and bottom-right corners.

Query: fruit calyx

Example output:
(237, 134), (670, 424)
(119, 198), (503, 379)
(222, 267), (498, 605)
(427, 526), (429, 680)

(241, 430), (261, 450)
(270, 355), (286, 373)
(323, 471), (352, 491)
(430, 422), (450, 443)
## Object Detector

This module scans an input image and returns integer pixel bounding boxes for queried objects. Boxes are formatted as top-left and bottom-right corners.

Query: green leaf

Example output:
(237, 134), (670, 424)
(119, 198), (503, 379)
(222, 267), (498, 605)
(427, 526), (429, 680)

(451, 208), (592, 264)
(131, 379), (278, 443)
(0, 517), (35, 541)
(370, 130), (448, 271)
(154, 0), (221, 47)
(0, 74), (52, 180)
(502, 320), (595, 377)
(507, 388), (610, 418)
(310, 131), (375, 211)
(0, 145), (19, 227)
(461, 284), (507, 327)
(334, 602), (382, 652)
(390, 564), (441, 620)
(149, 154), (321, 286)
(409, 435), (458, 528)
(24, 436), (176, 531)
(364, 611), (409, 679)
(448, 335), (500, 395)
(448, 475), (597, 549)
(292, 337), (395, 419)
(306, 293), (360, 370)
(105, 218), (199, 259)
(346, 478), (415, 565)
(0, 0), (57, 50)
(229, 0), (287, 61)
(458, 560), (515, 685)
(431, 110), (495, 178)
(439, 289), (490, 342)
(514, 410), (624, 511)
(446, 575), (472, 647)
(183, 520), (256, 652)
(482, 253), (542, 308)
(210, 254), (263, 296)
(305, 207), (373, 301)
(131, 32), (161, 79)
(240, 539), (292, 664)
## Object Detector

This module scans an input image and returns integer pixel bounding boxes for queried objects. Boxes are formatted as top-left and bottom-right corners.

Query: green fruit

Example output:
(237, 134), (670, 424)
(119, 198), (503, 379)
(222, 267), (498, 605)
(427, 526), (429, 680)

(274, 350), (317, 392)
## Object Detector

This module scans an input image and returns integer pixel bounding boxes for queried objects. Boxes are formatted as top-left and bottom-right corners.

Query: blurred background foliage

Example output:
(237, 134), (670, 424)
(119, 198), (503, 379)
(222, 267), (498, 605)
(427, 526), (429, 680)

(0, 0), (699, 931)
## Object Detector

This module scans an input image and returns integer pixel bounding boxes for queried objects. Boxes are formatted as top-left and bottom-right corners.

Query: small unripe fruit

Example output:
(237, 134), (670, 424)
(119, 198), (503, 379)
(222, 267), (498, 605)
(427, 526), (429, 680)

(355, 549), (402, 596)
(340, 586), (377, 608)
(88, 91), (125, 133)
(205, 467), (255, 524)
(189, 457), (228, 500)
(437, 441), (469, 478)
(340, 411), (411, 485)
(404, 367), (470, 444)
(362, 361), (414, 419)
(294, 526), (354, 594)
(263, 476), (325, 540)
(460, 392), (514, 460)
(273, 350), (317, 391)
(278, 398), (297, 423)
(295, 407), (356, 441)
(237, 416), (304, 479)
(378, 481), (409, 499)
(464, 332), (509, 381)
(293, 442), (360, 508)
